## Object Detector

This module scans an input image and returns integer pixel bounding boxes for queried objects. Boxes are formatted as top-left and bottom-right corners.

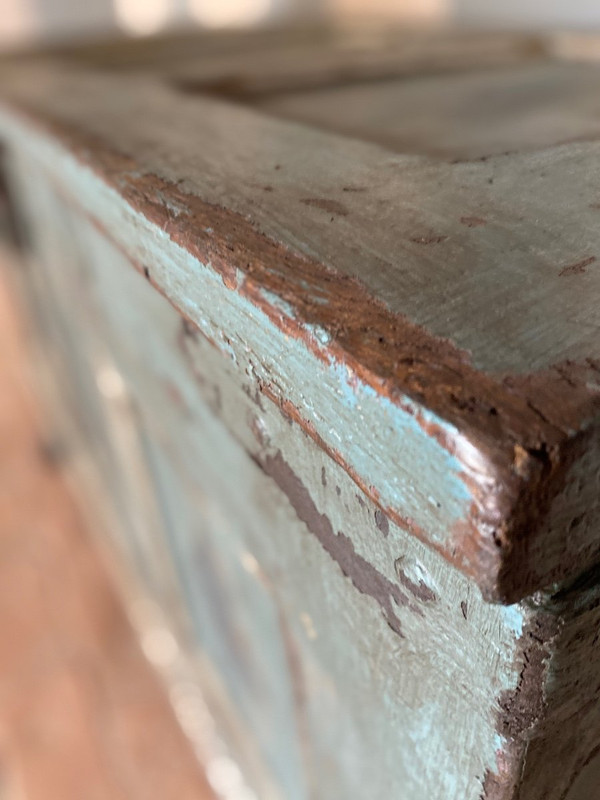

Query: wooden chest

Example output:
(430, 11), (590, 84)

(2, 25), (600, 800)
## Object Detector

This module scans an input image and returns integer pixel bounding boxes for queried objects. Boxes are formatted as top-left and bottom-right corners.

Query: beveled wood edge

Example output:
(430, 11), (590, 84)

(1, 60), (599, 603)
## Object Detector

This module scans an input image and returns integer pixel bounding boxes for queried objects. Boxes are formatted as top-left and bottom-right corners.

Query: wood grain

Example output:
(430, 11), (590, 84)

(1, 53), (600, 599)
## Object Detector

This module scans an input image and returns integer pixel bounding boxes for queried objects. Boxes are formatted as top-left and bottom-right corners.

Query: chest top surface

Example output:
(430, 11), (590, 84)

(2, 25), (600, 602)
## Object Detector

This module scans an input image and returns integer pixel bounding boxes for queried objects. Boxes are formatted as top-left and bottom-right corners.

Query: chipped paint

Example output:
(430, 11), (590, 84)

(0, 122), (503, 592)
(3, 99), (600, 600)
(7, 160), (532, 798)
(6, 45), (600, 800)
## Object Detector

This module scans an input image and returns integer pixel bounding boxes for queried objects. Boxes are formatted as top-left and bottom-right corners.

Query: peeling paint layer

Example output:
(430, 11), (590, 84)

(253, 449), (438, 637)
(2, 96), (600, 601)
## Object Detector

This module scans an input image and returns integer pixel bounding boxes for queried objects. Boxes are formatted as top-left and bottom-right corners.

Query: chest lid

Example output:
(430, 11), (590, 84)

(2, 25), (600, 602)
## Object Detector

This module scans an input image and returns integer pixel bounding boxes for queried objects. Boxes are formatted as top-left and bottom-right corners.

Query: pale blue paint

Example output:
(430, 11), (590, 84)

(501, 604), (525, 638)
(0, 111), (499, 554)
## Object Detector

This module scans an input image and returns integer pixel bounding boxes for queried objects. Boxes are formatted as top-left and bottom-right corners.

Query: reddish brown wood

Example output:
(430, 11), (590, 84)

(0, 258), (213, 800)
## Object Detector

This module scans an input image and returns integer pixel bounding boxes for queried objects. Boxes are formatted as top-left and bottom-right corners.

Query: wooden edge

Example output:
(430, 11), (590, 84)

(1, 63), (599, 604)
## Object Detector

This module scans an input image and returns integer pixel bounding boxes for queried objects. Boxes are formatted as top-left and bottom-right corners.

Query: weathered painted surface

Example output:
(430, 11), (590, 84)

(2, 75), (600, 601)
(4, 155), (531, 799)
(5, 130), (600, 800)
(4, 29), (600, 800)
(0, 111), (509, 599)
(2, 55), (600, 601)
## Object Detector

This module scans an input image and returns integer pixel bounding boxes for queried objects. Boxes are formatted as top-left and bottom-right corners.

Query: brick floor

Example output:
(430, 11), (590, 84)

(0, 264), (214, 800)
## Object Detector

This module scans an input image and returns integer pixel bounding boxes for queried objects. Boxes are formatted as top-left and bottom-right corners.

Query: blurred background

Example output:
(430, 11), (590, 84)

(3, 0), (600, 49)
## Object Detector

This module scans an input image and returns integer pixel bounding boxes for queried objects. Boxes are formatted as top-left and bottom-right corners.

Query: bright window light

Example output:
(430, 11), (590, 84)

(113, 0), (171, 36)
(188, 0), (271, 28)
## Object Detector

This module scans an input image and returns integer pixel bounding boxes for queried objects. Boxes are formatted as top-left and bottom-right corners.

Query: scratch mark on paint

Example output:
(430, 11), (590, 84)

(559, 256), (596, 277)
(460, 216), (487, 227)
(300, 198), (349, 216)
(410, 234), (448, 245)
(374, 508), (390, 537)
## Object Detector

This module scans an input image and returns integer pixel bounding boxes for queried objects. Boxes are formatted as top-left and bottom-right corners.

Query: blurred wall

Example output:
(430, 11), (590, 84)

(454, 0), (600, 28)
(2, 0), (600, 49)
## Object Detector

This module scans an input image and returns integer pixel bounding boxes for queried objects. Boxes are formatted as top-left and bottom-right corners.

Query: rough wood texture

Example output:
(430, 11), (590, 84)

(0, 165), (531, 799)
(3, 25), (600, 800)
(3, 48), (600, 601)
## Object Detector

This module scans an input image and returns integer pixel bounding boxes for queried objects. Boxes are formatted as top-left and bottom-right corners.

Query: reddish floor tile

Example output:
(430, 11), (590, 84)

(0, 261), (214, 800)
